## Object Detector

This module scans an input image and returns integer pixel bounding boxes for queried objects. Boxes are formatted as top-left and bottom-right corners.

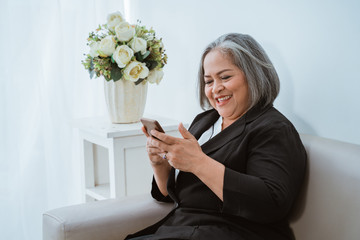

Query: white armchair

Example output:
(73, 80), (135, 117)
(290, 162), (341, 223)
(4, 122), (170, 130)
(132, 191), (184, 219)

(43, 134), (360, 240)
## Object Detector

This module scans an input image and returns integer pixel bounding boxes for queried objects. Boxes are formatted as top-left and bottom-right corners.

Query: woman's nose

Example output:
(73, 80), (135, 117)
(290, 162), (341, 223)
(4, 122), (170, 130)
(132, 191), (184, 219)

(212, 80), (224, 94)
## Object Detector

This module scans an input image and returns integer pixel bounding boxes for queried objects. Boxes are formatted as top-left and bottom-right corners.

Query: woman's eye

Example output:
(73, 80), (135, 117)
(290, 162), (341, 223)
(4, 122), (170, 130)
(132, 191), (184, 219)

(221, 76), (230, 80)
(204, 80), (213, 85)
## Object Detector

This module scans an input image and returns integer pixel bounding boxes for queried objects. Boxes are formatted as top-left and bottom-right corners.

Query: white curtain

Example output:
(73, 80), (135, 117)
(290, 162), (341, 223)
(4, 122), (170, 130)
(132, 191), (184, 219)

(0, 0), (124, 239)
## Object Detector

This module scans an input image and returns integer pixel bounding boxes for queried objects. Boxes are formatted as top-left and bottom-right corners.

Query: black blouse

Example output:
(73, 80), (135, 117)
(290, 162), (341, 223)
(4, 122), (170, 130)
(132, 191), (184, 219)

(126, 104), (307, 240)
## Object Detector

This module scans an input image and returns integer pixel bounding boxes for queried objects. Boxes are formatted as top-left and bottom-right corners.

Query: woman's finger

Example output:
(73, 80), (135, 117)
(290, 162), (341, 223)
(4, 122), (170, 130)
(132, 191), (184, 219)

(141, 126), (150, 137)
(150, 136), (171, 152)
(178, 123), (195, 140)
(147, 146), (163, 155)
(147, 138), (162, 152)
(151, 130), (178, 145)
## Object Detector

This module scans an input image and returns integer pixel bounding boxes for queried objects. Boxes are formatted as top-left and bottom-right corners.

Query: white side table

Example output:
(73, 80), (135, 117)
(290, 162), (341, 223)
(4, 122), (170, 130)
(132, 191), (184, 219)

(73, 115), (182, 201)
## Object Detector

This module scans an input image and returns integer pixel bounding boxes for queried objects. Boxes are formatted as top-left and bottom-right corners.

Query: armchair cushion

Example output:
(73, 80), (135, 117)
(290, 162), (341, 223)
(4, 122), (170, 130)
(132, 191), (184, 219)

(43, 194), (173, 240)
(289, 134), (360, 240)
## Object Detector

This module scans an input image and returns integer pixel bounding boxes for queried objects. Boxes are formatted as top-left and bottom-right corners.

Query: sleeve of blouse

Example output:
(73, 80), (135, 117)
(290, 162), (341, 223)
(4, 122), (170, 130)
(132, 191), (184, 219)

(221, 124), (307, 223)
(150, 176), (174, 203)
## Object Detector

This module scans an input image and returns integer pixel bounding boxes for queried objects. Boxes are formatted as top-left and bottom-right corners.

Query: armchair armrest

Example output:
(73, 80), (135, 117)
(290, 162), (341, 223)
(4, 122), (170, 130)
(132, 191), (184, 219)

(43, 194), (173, 240)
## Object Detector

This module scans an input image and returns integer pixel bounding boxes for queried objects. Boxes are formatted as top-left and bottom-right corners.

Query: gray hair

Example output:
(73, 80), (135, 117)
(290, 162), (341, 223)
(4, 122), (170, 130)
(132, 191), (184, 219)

(198, 33), (280, 110)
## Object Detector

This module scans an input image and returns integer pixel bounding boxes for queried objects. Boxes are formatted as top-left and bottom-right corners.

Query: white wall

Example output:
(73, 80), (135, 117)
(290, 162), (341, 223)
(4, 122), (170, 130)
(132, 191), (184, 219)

(126, 0), (360, 145)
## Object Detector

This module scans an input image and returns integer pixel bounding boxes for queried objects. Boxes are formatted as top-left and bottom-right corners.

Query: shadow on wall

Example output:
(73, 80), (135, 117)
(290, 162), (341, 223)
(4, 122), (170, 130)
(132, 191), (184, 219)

(265, 42), (317, 136)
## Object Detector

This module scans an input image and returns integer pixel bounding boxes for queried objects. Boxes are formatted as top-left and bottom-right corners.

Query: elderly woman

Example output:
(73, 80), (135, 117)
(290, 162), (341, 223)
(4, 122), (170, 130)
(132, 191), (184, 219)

(126, 33), (306, 240)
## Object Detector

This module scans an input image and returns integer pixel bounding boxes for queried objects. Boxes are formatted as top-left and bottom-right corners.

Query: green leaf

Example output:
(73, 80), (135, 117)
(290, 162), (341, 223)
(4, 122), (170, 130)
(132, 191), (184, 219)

(134, 52), (144, 62)
(104, 75), (111, 81)
(90, 58), (94, 69)
(110, 63), (123, 81)
(111, 55), (115, 63)
(142, 51), (150, 60)
(89, 59), (95, 79)
(89, 70), (95, 79)
(145, 60), (158, 71)
(135, 51), (151, 62)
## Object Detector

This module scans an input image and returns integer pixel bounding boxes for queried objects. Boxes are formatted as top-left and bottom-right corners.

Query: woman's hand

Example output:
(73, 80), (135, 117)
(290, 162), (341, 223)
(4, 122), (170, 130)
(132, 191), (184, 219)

(142, 126), (171, 197)
(150, 123), (225, 201)
(141, 126), (168, 166)
(150, 123), (207, 173)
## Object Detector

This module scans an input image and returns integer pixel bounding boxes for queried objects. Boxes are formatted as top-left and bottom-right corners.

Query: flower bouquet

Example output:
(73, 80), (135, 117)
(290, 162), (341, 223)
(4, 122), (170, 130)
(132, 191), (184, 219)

(82, 12), (168, 123)
(82, 11), (167, 85)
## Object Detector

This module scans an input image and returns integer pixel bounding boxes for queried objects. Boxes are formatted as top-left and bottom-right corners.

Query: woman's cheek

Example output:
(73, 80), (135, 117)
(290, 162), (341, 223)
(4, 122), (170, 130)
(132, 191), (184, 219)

(204, 87), (211, 100)
(205, 89), (216, 108)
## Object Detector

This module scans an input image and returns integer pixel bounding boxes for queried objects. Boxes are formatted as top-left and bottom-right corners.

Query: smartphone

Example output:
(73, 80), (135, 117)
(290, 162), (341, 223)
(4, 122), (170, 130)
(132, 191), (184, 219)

(140, 117), (165, 138)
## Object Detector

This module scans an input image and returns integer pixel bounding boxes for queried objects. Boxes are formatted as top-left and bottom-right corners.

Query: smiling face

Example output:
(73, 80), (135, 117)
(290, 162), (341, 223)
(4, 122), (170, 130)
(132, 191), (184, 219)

(203, 49), (250, 127)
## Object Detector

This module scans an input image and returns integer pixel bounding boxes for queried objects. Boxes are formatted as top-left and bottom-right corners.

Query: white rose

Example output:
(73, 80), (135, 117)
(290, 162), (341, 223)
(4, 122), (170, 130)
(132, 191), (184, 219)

(123, 61), (149, 82)
(146, 69), (164, 84)
(107, 11), (124, 31)
(115, 22), (135, 42)
(89, 41), (100, 58)
(113, 45), (134, 68)
(145, 34), (154, 41)
(98, 36), (116, 57)
(130, 37), (147, 55)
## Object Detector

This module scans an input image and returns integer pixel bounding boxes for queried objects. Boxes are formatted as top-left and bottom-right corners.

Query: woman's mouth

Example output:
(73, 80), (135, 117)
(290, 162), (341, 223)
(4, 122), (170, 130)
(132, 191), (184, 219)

(215, 95), (232, 105)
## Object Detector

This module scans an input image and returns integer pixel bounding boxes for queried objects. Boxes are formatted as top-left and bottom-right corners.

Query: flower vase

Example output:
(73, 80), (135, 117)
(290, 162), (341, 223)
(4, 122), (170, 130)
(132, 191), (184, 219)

(104, 79), (148, 123)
